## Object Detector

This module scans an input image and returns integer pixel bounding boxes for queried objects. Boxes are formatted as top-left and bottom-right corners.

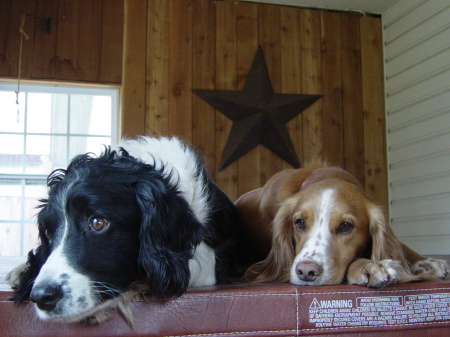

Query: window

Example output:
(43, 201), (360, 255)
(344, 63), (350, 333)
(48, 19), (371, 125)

(0, 82), (118, 256)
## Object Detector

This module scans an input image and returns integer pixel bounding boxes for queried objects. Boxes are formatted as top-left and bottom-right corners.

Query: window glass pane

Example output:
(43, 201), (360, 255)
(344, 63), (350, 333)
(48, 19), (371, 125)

(23, 222), (39, 255)
(91, 96), (112, 136)
(69, 136), (111, 159)
(0, 183), (22, 220)
(23, 184), (47, 221)
(27, 93), (69, 134)
(27, 93), (52, 133)
(0, 223), (21, 256)
(25, 135), (68, 174)
(70, 95), (111, 136)
(0, 91), (25, 133)
(0, 134), (24, 174)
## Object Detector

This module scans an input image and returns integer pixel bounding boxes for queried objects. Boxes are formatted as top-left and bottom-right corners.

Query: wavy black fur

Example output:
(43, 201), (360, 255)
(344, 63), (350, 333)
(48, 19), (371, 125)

(12, 143), (239, 306)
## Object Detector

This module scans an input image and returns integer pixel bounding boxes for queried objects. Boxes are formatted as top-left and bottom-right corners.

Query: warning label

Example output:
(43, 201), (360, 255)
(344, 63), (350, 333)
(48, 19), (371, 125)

(307, 292), (450, 329)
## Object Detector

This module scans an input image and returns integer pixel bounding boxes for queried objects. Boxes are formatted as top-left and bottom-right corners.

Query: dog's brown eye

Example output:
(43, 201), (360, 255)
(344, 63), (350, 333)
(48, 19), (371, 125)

(337, 222), (353, 234)
(45, 229), (52, 241)
(294, 218), (306, 231)
(89, 217), (110, 232)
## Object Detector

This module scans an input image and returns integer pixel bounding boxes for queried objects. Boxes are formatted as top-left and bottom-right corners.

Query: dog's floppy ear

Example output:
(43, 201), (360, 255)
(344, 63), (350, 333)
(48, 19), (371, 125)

(135, 177), (204, 298)
(368, 205), (413, 279)
(10, 206), (53, 303)
(244, 202), (295, 283)
(10, 168), (63, 303)
(10, 245), (50, 303)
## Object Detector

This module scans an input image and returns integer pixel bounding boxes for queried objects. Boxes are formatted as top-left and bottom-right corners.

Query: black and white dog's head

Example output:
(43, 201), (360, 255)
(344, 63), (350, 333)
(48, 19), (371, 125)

(9, 137), (237, 323)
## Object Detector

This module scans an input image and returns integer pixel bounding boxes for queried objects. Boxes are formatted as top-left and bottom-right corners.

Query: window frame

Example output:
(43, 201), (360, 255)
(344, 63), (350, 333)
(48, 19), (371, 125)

(0, 80), (120, 257)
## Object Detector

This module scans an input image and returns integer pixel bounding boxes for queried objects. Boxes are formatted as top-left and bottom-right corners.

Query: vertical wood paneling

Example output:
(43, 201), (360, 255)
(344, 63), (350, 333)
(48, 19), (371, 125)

(236, 2), (259, 196)
(0, 0), (123, 83)
(0, 0), (13, 75)
(192, 0), (216, 175)
(299, 9), (323, 161)
(215, 1), (238, 200)
(280, 7), (303, 170)
(258, 4), (282, 183)
(32, 0), (58, 79)
(55, 0), (80, 81)
(0, 0), (386, 204)
(9, 0), (36, 79)
(169, 0), (193, 141)
(320, 11), (344, 167)
(121, 0), (147, 138)
(341, 14), (365, 184)
(78, 0), (102, 82)
(146, 0), (170, 136)
(100, 0), (124, 83)
(360, 16), (388, 210)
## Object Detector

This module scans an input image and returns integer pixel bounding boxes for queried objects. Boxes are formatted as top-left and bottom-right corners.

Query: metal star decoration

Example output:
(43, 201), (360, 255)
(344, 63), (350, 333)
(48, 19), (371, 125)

(193, 46), (321, 170)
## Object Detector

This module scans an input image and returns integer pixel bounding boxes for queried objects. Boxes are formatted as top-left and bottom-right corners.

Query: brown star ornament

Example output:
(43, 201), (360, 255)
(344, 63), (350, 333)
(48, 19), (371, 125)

(193, 46), (321, 170)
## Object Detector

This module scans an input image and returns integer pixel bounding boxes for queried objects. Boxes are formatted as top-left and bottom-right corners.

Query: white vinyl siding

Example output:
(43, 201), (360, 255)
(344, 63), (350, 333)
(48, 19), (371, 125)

(383, 0), (450, 254)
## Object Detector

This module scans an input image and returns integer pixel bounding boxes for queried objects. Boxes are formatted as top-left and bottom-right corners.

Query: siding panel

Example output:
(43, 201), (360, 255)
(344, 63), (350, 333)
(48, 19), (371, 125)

(384, 0), (450, 254)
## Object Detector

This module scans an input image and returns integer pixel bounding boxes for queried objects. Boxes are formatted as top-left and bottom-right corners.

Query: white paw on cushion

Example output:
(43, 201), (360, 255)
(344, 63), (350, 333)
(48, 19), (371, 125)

(347, 259), (400, 288)
(411, 258), (449, 279)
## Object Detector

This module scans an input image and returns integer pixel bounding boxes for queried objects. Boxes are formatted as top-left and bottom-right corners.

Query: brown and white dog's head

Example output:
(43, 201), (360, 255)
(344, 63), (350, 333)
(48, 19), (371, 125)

(242, 165), (409, 286)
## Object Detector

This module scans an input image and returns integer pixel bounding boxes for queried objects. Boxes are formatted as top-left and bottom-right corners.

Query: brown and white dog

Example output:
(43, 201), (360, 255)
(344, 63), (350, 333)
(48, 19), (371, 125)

(235, 162), (448, 288)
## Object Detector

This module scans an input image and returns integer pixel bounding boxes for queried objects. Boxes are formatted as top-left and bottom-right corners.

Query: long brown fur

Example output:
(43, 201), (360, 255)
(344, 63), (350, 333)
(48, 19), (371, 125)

(236, 162), (448, 287)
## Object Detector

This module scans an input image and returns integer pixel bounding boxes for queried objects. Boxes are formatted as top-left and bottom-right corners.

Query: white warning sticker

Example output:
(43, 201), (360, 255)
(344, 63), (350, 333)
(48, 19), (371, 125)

(307, 292), (450, 329)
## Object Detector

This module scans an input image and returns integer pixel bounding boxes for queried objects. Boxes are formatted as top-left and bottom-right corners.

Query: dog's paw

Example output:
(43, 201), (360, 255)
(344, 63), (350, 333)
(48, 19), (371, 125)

(411, 258), (449, 279)
(5, 263), (27, 289)
(347, 259), (400, 288)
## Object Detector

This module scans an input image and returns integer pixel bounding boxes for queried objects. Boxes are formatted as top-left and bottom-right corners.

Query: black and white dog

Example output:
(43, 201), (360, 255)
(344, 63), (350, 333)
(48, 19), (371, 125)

(7, 136), (239, 324)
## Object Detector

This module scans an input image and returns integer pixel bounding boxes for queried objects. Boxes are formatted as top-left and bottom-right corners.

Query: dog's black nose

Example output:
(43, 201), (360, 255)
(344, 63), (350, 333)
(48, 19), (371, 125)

(30, 282), (63, 311)
(296, 261), (323, 281)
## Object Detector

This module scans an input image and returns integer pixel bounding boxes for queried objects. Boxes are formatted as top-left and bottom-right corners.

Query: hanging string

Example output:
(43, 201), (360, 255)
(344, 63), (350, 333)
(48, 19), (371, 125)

(15, 14), (30, 123)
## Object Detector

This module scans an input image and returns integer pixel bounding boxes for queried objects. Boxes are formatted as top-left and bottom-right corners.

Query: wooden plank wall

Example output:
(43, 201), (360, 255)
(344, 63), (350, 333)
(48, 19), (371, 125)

(0, 0), (387, 209)
(0, 0), (123, 84)
(122, 0), (387, 208)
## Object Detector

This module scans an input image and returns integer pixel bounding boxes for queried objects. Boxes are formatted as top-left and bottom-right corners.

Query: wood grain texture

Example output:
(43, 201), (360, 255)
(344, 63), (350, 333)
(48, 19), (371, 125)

(78, 0), (102, 82)
(280, 7), (303, 170)
(121, 0), (147, 138)
(100, 0), (124, 84)
(236, 2), (260, 197)
(192, 0), (216, 178)
(0, 0), (387, 206)
(360, 16), (388, 210)
(341, 14), (365, 185)
(146, 0), (170, 137)
(55, 0), (80, 81)
(299, 9), (323, 162)
(169, 0), (193, 141)
(0, 0), (123, 83)
(32, 0), (58, 79)
(258, 4), (283, 183)
(121, 1), (386, 205)
(214, 1), (238, 200)
(321, 11), (344, 167)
